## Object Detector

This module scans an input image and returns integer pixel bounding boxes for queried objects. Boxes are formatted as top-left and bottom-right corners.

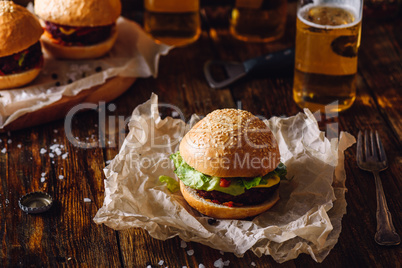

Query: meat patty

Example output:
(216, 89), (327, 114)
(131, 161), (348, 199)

(197, 183), (279, 206)
(0, 42), (43, 75)
(45, 21), (114, 46)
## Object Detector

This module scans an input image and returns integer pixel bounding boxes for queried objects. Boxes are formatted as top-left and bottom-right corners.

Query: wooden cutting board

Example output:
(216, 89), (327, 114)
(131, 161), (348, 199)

(1, 76), (136, 132)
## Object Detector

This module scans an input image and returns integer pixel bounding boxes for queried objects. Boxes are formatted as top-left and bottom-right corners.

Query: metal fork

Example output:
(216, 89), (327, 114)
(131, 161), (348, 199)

(356, 130), (400, 246)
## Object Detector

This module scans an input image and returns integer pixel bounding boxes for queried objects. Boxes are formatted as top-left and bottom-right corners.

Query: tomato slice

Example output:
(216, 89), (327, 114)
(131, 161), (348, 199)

(219, 178), (231, 187)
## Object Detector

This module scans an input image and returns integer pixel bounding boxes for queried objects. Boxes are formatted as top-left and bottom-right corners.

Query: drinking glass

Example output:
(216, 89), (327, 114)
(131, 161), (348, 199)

(144, 0), (201, 46)
(292, 0), (363, 112)
(230, 0), (288, 42)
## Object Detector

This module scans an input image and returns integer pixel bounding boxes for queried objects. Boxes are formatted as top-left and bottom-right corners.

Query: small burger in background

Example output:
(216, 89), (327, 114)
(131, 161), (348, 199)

(171, 109), (287, 220)
(34, 0), (121, 60)
(0, 1), (43, 90)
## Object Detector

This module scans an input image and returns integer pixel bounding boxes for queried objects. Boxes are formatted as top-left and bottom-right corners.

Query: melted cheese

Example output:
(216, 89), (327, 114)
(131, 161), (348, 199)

(252, 175), (280, 188)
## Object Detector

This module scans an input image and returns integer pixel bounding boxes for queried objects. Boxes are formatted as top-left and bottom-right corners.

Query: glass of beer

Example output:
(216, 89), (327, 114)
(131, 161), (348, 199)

(230, 0), (288, 42)
(293, 0), (363, 112)
(144, 0), (201, 46)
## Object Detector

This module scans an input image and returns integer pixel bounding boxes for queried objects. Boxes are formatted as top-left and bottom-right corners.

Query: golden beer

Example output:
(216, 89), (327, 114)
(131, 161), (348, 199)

(293, 5), (362, 112)
(230, 0), (287, 42)
(144, 0), (201, 46)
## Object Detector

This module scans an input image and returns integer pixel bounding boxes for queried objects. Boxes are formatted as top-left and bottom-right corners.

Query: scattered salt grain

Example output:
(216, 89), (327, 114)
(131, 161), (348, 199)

(199, 264), (206, 268)
(1, 148), (6, 153)
(55, 148), (62, 156)
(251, 262), (256, 266)
(7, 139), (12, 144)
(146, 265), (152, 268)
(41, 172), (46, 176)
(213, 258), (229, 268)
(40, 148), (47, 154)
(62, 153), (68, 159)
(58, 175), (64, 180)
(17, 144), (22, 148)
(40, 177), (45, 183)
(49, 153), (54, 158)
(172, 111), (179, 117)
(182, 266), (187, 268)
(214, 258), (224, 268)
(158, 260), (164, 265)
(53, 129), (58, 133)
(180, 240), (187, 248)
(84, 198), (91, 203)
(187, 249), (194, 256)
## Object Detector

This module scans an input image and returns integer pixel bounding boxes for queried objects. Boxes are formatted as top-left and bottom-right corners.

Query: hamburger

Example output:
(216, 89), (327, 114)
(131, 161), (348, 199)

(34, 0), (121, 59)
(0, 1), (44, 90)
(171, 109), (286, 219)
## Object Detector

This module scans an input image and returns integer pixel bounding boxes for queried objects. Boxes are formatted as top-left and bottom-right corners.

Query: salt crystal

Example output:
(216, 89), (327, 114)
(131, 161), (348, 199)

(55, 148), (62, 156)
(84, 198), (91, 203)
(40, 177), (45, 183)
(214, 258), (224, 268)
(17, 144), (22, 148)
(223, 260), (230, 266)
(180, 240), (187, 248)
(62, 153), (68, 159)
(146, 266), (152, 268)
(251, 262), (256, 267)
(49, 153), (54, 158)
(187, 249), (194, 256)
(158, 260), (164, 265)
(41, 172), (46, 176)
(53, 129), (58, 133)
(40, 148), (47, 154)
(50, 144), (59, 150)
(58, 175), (64, 180)
(7, 139), (12, 144)
(1, 148), (6, 153)
(199, 265), (206, 268)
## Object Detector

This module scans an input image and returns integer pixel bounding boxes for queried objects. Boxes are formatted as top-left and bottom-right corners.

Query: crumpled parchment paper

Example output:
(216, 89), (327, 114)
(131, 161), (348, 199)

(0, 16), (170, 129)
(94, 93), (356, 263)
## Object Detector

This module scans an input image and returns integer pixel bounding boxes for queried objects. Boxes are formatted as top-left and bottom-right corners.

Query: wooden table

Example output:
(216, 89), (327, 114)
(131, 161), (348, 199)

(1, 2), (401, 267)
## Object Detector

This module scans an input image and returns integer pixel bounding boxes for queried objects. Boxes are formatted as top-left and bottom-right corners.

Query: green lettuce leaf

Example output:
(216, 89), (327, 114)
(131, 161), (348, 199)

(158, 175), (180, 193)
(170, 152), (286, 196)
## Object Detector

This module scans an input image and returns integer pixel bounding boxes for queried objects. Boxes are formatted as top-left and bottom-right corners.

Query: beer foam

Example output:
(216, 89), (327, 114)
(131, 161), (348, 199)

(298, 3), (361, 29)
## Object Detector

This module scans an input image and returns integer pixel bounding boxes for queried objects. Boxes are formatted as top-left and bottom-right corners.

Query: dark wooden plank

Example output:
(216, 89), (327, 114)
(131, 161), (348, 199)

(0, 117), (122, 266)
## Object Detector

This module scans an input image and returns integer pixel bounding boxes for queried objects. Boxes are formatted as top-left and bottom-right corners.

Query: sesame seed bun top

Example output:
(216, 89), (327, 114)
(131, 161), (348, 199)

(179, 109), (281, 178)
(34, 0), (121, 27)
(0, 1), (43, 57)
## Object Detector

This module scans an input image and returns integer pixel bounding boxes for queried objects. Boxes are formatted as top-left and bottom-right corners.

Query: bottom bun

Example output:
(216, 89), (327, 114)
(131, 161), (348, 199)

(41, 27), (118, 60)
(180, 181), (279, 219)
(0, 68), (41, 90)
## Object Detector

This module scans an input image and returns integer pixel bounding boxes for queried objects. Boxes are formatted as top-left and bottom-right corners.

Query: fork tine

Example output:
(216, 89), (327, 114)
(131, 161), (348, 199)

(370, 130), (378, 160)
(357, 131), (363, 163)
(376, 130), (387, 162)
(364, 130), (370, 159)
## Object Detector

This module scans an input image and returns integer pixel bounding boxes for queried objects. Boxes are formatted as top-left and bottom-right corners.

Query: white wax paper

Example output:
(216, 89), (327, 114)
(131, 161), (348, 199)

(94, 93), (356, 263)
(0, 17), (170, 129)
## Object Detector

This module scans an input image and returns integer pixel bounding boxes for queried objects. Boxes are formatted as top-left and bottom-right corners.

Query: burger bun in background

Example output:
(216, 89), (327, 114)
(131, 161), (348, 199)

(34, 0), (122, 60)
(0, 1), (43, 89)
